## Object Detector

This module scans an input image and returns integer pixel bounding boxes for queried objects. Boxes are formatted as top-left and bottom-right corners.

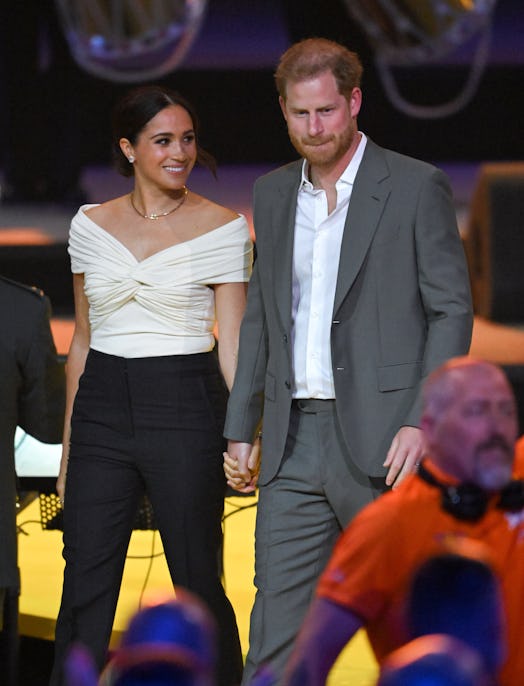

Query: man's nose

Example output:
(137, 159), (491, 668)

(308, 113), (323, 136)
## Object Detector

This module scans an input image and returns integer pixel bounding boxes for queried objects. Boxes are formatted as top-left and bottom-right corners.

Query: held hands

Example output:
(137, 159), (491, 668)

(383, 426), (426, 488)
(223, 427), (424, 491)
(223, 438), (261, 493)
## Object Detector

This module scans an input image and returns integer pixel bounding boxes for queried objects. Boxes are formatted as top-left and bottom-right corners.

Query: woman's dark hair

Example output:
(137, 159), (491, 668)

(113, 663), (197, 686)
(112, 85), (216, 177)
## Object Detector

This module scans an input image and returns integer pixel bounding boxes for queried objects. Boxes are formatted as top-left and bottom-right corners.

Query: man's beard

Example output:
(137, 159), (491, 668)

(289, 125), (355, 168)
(473, 435), (514, 491)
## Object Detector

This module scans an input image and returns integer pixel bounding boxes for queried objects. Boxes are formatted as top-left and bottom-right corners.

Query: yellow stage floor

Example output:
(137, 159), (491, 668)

(16, 310), (524, 685)
(17, 494), (378, 685)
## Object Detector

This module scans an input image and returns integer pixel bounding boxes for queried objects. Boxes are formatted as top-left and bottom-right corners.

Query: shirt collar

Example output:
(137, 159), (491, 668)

(300, 132), (367, 191)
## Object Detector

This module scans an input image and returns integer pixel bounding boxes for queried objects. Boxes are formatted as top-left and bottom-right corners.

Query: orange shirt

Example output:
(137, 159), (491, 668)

(317, 437), (524, 686)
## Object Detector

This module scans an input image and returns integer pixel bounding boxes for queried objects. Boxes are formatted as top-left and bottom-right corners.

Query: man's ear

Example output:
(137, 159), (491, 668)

(349, 87), (362, 118)
(279, 95), (288, 121)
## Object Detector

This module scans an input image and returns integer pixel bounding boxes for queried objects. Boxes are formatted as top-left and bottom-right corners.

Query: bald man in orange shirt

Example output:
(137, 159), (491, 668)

(284, 358), (524, 686)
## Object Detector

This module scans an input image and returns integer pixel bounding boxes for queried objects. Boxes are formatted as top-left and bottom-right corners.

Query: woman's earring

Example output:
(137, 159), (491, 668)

(128, 156), (135, 163)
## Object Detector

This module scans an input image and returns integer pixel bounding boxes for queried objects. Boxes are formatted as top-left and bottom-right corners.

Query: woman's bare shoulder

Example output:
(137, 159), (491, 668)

(190, 193), (240, 229)
(84, 195), (129, 224)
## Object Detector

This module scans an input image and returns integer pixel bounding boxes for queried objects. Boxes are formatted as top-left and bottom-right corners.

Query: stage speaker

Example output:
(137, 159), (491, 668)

(464, 162), (524, 324)
(35, 492), (157, 531)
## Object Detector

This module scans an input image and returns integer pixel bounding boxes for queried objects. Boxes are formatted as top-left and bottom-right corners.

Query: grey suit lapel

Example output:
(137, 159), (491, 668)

(271, 164), (301, 331)
(334, 140), (391, 314)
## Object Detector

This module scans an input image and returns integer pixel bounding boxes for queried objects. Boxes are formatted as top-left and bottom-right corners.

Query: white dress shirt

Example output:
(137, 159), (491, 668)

(291, 133), (367, 398)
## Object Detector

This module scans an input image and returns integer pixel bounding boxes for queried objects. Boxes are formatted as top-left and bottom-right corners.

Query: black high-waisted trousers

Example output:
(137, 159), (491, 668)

(50, 349), (243, 686)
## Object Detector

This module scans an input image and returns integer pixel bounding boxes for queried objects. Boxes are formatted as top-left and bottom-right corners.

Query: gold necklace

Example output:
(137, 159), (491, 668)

(130, 187), (188, 220)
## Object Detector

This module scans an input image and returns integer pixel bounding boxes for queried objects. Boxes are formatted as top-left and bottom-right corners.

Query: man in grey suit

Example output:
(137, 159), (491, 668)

(0, 276), (65, 686)
(223, 38), (473, 683)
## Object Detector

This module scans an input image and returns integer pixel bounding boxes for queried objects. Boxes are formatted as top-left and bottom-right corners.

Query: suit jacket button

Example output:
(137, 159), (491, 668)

(283, 334), (288, 343)
(285, 380), (291, 389)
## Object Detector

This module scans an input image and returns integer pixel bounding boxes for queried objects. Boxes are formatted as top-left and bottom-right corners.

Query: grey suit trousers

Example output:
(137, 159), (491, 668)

(242, 400), (385, 684)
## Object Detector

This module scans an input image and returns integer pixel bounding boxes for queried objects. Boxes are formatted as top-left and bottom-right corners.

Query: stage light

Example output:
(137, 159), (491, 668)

(54, 0), (207, 83)
(343, 0), (498, 117)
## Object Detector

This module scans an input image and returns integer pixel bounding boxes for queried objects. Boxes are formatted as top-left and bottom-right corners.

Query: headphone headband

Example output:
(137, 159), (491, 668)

(417, 461), (524, 522)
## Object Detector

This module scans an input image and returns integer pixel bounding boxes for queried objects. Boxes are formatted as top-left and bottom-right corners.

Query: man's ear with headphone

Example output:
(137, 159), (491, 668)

(417, 461), (524, 522)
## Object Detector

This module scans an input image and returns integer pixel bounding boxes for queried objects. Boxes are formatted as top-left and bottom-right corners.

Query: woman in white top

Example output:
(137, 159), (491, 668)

(51, 86), (252, 686)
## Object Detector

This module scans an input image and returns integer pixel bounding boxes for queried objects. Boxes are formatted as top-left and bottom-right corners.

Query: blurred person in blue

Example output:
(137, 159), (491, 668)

(405, 543), (505, 680)
(98, 590), (217, 686)
(377, 634), (494, 686)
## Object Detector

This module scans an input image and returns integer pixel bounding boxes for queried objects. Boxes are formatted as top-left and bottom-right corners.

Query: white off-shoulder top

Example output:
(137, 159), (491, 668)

(69, 205), (252, 358)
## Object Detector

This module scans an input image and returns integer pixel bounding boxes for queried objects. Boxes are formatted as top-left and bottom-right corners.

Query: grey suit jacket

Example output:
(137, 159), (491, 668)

(224, 139), (473, 484)
(0, 277), (65, 589)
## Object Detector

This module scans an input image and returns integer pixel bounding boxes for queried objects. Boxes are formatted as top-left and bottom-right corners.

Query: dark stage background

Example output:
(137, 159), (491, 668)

(0, 0), (522, 170)
(1, 2), (523, 684)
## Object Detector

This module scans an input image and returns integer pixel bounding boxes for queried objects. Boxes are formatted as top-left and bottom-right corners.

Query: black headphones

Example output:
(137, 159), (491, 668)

(417, 461), (524, 522)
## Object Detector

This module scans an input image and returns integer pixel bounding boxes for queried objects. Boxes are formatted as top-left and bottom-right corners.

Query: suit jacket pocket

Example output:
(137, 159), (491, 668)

(378, 361), (422, 392)
(264, 372), (276, 401)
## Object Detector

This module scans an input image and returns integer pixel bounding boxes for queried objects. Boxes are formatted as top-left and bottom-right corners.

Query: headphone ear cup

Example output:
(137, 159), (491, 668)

(441, 484), (488, 521)
(498, 480), (524, 511)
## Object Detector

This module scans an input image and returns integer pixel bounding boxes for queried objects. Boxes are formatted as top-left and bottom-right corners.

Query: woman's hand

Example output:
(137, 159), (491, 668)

(223, 437), (261, 493)
(56, 445), (69, 504)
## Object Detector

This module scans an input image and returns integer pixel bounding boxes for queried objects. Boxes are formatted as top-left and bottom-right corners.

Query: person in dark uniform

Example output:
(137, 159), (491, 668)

(0, 276), (65, 686)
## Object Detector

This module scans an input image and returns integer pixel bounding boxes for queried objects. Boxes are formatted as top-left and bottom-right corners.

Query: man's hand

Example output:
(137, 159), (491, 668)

(383, 426), (426, 488)
(223, 438), (261, 493)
